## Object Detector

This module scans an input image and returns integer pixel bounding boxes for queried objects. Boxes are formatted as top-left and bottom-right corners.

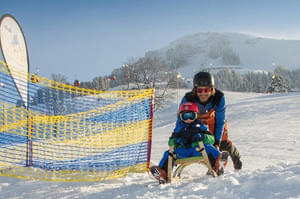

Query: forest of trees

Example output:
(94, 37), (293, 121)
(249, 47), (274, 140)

(212, 65), (300, 93)
(53, 65), (300, 94)
(52, 64), (300, 94)
(51, 63), (299, 111)
(213, 69), (270, 93)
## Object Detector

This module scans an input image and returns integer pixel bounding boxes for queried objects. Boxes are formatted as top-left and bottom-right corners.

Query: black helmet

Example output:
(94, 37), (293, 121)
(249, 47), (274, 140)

(193, 72), (214, 87)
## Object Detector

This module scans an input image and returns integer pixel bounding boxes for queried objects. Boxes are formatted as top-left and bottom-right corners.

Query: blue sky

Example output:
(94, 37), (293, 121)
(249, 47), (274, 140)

(1, 0), (300, 81)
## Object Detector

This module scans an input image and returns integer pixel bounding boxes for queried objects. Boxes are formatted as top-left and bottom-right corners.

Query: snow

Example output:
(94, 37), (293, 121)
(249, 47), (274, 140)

(1, 90), (300, 199)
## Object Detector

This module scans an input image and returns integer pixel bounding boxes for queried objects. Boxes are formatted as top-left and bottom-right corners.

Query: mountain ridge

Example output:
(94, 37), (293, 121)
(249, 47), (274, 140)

(148, 32), (300, 78)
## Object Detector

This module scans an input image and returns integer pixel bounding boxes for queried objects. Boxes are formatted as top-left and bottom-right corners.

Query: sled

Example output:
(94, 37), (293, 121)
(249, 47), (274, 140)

(167, 141), (217, 183)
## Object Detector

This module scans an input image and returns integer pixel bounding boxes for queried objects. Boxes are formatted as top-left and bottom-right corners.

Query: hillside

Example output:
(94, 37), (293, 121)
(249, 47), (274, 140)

(150, 32), (300, 78)
(0, 90), (300, 198)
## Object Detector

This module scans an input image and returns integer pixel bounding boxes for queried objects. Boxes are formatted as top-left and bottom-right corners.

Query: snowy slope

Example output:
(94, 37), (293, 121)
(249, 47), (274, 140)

(0, 91), (300, 199)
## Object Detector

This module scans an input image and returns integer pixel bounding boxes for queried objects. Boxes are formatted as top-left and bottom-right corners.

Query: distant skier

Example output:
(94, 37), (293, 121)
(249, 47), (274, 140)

(182, 71), (242, 170)
(150, 102), (229, 183)
(73, 80), (80, 87)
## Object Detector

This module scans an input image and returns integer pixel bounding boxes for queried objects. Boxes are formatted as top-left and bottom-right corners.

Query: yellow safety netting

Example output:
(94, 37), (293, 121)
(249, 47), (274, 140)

(0, 60), (154, 182)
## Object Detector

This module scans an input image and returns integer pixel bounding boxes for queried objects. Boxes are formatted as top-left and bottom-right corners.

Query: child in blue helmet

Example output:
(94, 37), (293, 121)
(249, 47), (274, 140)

(150, 102), (229, 183)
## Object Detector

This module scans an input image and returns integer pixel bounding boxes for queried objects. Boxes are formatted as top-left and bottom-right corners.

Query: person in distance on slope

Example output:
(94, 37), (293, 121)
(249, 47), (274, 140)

(179, 71), (242, 170)
(150, 102), (229, 184)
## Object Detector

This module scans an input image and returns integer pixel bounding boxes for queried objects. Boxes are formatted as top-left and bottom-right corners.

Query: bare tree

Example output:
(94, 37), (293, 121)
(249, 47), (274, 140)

(122, 55), (182, 111)
(51, 73), (68, 84)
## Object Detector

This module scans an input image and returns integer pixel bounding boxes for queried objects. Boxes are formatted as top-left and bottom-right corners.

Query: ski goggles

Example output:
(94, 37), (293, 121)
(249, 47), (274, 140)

(196, 87), (211, 94)
(179, 111), (198, 121)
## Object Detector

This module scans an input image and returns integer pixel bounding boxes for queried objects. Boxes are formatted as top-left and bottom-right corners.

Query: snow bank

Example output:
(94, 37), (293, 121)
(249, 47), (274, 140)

(141, 162), (300, 199)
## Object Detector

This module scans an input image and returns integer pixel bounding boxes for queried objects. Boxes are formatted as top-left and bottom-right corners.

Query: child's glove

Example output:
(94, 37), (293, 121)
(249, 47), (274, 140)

(168, 138), (176, 147)
(192, 133), (205, 142)
(175, 137), (187, 147)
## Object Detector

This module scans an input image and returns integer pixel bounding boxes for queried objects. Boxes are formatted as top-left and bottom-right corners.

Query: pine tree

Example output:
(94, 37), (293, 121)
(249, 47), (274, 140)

(266, 74), (291, 93)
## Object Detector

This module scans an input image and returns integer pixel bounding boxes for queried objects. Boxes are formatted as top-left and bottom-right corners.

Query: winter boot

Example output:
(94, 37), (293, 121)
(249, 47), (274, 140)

(214, 151), (229, 176)
(150, 166), (167, 184)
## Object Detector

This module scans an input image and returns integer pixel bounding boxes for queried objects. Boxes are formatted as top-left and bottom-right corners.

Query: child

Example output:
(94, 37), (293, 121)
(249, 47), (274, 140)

(150, 102), (229, 183)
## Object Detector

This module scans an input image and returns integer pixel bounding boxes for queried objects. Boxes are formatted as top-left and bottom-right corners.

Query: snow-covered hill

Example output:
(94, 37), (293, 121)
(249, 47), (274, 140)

(0, 91), (300, 199)
(151, 32), (300, 78)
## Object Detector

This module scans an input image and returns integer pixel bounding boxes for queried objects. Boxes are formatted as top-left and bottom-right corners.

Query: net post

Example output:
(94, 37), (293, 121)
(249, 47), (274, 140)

(146, 89), (154, 170)
(26, 114), (33, 166)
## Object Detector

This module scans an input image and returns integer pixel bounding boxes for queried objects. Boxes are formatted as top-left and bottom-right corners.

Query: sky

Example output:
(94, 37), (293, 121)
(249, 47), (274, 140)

(1, 0), (300, 81)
